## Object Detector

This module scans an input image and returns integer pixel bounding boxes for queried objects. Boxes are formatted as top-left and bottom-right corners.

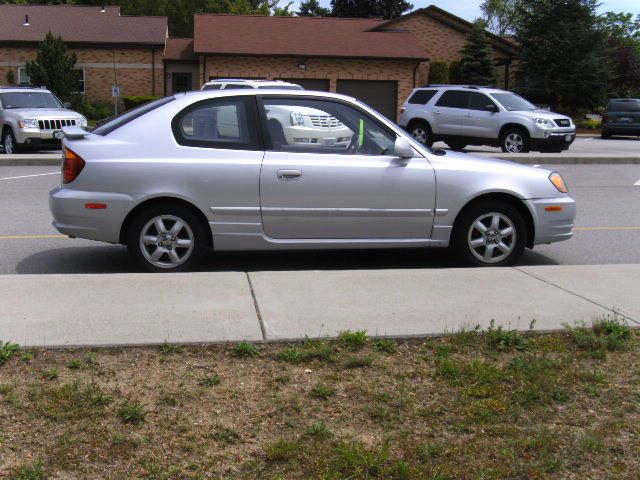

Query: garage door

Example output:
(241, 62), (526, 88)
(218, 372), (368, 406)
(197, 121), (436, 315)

(336, 80), (398, 121)
(278, 78), (330, 91)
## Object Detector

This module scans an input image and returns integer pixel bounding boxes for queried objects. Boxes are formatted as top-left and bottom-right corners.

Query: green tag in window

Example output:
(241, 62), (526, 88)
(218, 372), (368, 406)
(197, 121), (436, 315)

(359, 119), (364, 146)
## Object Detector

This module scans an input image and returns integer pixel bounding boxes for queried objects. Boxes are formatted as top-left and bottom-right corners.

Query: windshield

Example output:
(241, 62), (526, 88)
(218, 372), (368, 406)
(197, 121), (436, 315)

(0, 91), (63, 109)
(490, 92), (537, 111)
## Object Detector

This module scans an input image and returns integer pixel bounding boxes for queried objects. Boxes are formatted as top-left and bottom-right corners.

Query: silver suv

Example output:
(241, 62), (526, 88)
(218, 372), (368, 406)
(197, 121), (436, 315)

(0, 87), (87, 154)
(399, 85), (576, 153)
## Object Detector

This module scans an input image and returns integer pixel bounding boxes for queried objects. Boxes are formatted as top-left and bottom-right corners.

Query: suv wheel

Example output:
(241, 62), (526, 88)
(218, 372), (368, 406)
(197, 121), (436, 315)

(500, 128), (530, 153)
(409, 122), (433, 147)
(453, 201), (526, 267)
(601, 130), (611, 139)
(127, 203), (207, 273)
(2, 129), (20, 154)
(446, 142), (467, 151)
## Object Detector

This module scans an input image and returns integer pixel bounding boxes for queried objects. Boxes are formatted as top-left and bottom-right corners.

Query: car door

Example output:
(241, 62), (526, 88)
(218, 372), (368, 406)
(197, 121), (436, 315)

(464, 92), (501, 139)
(432, 90), (470, 136)
(258, 96), (436, 240)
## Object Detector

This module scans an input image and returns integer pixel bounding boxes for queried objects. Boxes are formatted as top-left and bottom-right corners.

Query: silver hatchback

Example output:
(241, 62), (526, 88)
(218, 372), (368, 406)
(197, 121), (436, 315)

(50, 90), (575, 272)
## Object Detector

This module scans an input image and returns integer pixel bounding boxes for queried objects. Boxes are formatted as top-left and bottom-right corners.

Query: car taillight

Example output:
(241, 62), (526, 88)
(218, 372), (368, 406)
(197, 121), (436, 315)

(62, 148), (85, 184)
(400, 106), (406, 114)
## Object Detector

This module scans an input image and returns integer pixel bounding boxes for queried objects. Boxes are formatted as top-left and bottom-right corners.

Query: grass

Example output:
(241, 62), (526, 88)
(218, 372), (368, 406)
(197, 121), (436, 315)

(0, 340), (20, 366)
(0, 321), (637, 479)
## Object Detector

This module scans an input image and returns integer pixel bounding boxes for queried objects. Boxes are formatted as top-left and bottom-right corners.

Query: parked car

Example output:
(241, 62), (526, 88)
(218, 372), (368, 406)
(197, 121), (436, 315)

(202, 79), (351, 148)
(399, 85), (576, 153)
(0, 86), (87, 154)
(601, 98), (640, 139)
(50, 89), (575, 272)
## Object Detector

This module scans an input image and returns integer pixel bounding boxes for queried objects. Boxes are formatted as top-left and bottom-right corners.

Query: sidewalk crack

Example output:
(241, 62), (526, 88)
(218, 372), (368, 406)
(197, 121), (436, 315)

(513, 267), (639, 326)
(246, 273), (267, 341)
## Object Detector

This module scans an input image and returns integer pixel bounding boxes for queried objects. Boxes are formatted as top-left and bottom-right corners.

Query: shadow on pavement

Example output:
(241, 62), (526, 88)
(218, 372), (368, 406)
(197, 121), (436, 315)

(15, 245), (558, 275)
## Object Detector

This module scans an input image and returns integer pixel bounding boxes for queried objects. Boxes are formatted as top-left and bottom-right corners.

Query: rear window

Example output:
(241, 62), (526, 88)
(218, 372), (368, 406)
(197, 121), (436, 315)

(607, 100), (640, 112)
(408, 90), (437, 105)
(258, 85), (303, 90)
(202, 84), (222, 90)
(92, 96), (175, 136)
(435, 90), (470, 109)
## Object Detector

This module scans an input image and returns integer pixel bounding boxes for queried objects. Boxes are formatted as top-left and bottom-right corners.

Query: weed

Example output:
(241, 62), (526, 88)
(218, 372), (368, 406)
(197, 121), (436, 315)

(41, 368), (59, 381)
(21, 351), (35, 363)
(338, 330), (368, 350)
(311, 382), (336, 400)
(373, 338), (398, 354)
(417, 443), (442, 461)
(119, 400), (146, 424)
(85, 352), (97, 366)
(333, 441), (390, 477)
(67, 359), (82, 370)
(26, 381), (111, 421)
(159, 394), (178, 406)
(8, 460), (47, 480)
(159, 342), (184, 355)
(265, 440), (303, 462)
(450, 324), (481, 348)
(486, 320), (530, 351)
(578, 431), (606, 453)
(198, 373), (221, 387)
(344, 354), (376, 369)
(230, 341), (259, 358)
(306, 421), (332, 438)
(566, 315), (632, 355)
(276, 346), (303, 363)
(0, 340), (19, 366)
(210, 427), (240, 444)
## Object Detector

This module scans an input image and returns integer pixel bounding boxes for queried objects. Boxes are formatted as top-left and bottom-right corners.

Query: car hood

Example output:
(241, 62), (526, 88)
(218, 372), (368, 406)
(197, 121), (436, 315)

(5, 108), (82, 118)
(525, 110), (571, 121)
(432, 148), (553, 177)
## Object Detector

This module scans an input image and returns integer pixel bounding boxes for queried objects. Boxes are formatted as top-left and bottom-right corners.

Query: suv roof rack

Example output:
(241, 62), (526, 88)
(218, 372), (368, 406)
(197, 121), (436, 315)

(207, 79), (276, 83)
(418, 84), (496, 90)
(0, 85), (48, 90)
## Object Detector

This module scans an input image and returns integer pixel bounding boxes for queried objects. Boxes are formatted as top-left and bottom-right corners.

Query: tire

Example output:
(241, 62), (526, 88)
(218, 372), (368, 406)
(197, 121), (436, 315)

(2, 128), (21, 154)
(126, 203), (207, 273)
(601, 130), (611, 139)
(409, 121), (434, 147)
(500, 128), (530, 153)
(452, 201), (526, 267)
(446, 142), (467, 151)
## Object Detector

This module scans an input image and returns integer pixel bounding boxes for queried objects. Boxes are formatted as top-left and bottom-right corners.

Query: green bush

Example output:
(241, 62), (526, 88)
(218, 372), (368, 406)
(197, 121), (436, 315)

(428, 60), (450, 84)
(578, 118), (602, 129)
(449, 60), (462, 85)
(123, 95), (160, 111)
(5, 70), (16, 86)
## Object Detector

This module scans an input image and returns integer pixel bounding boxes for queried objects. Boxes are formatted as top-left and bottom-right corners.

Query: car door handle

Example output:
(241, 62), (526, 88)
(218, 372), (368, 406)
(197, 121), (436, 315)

(277, 169), (302, 181)
(434, 110), (441, 115)
(463, 112), (471, 117)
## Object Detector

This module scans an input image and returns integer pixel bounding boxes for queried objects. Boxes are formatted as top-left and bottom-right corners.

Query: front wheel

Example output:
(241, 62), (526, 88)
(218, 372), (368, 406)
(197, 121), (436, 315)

(446, 142), (467, 151)
(409, 122), (434, 147)
(500, 128), (530, 153)
(453, 202), (526, 267)
(2, 129), (20, 154)
(126, 204), (207, 272)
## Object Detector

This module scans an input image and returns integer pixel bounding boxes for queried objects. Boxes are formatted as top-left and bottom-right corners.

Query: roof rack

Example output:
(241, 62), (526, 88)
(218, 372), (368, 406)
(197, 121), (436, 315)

(419, 84), (496, 90)
(0, 85), (48, 90)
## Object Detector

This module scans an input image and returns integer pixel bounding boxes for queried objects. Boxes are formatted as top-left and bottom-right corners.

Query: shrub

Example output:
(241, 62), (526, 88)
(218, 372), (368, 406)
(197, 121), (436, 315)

(578, 118), (601, 129)
(338, 330), (368, 350)
(123, 95), (160, 111)
(449, 60), (462, 84)
(485, 320), (530, 351)
(428, 60), (450, 84)
(230, 341), (259, 358)
(119, 400), (146, 424)
(6, 70), (17, 86)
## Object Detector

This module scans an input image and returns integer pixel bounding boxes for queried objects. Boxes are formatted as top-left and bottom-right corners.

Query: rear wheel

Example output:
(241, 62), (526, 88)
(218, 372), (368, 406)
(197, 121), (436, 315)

(601, 130), (611, 139)
(446, 142), (467, 151)
(126, 204), (207, 272)
(409, 121), (433, 147)
(500, 128), (530, 153)
(453, 201), (526, 267)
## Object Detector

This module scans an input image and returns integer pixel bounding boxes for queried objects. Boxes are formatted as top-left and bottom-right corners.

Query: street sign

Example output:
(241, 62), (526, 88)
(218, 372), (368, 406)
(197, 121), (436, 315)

(112, 85), (120, 97)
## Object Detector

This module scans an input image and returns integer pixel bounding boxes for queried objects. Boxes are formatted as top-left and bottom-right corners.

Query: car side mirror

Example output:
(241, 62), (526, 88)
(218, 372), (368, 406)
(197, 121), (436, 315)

(485, 104), (498, 113)
(394, 137), (413, 159)
(63, 102), (72, 109)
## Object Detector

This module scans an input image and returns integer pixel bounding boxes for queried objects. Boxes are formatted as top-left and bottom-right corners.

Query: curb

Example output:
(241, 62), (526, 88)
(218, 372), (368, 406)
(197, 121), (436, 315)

(2, 154), (640, 167)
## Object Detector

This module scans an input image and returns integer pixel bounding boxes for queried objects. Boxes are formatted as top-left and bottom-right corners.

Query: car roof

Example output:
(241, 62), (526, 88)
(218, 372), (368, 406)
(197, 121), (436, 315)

(413, 85), (507, 94)
(176, 89), (358, 102)
(203, 79), (301, 88)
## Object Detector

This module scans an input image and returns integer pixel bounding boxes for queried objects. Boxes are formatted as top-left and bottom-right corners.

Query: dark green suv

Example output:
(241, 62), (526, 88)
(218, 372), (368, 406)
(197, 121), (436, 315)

(601, 99), (640, 139)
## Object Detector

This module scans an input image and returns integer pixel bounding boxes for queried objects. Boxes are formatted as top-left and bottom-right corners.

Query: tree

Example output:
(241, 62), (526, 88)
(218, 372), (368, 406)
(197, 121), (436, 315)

(330, 0), (412, 20)
(298, 0), (330, 17)
(480, 0), (521, 36)
(598, 12), (640, 97)
(25, 32), (80, 101)
(428, 60), (449, 84)
(514, 0), (613, 111)
(458, 21), (496, 86)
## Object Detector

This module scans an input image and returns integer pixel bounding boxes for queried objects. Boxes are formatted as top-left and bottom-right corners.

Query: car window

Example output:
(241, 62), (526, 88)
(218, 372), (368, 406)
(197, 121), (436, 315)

(223, 84), (254, 90)
(408, 90), (437, 105)
(258, 85), (303, 90)
(93, 96), (175, 136)
(202, 84), (222, 90)
(490, 93), (536, 111)
(0, 91), (62, 109)
(261, 98), (396, 156)
(435, 90), (470, 109)
(172, 96), (259, 150)
(607, 100), (640, 112)
(468, 92), (497, 111)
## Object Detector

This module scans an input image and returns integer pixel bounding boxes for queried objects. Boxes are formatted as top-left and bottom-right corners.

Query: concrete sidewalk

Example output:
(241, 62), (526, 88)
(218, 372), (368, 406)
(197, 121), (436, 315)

(1, 265), (638, 348)
(2, 152), (640, 166)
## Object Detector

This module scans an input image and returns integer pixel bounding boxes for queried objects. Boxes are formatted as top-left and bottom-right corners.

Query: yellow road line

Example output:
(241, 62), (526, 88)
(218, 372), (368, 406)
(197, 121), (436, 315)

(0, 235), (67, 239)
(575, 226), (640, 231)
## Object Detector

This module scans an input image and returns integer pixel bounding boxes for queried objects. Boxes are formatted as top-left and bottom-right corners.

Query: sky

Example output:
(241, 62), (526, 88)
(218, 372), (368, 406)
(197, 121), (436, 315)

(298, 1), (640, 20)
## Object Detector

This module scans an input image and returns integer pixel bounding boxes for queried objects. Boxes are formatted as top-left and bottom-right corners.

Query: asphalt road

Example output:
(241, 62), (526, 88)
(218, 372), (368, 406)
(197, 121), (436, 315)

(435, 134), (640, 154)
(1, 163), (639, 275)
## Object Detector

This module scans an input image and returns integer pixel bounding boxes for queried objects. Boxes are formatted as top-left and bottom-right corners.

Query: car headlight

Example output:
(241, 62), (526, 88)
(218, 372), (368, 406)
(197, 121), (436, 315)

(290, 112), (305, 127)
(18, 118), (39, 129)
(533, 117), (554, 129)
(77, 116), (88, 127)
(549, 172), (568, 193)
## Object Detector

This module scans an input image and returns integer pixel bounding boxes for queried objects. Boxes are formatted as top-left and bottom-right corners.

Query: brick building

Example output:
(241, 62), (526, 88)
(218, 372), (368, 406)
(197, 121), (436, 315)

(0, 4), (167, 104)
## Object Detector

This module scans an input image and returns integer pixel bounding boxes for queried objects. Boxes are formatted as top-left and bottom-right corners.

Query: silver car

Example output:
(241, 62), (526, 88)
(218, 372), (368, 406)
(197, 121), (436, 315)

(49, 90), (575, 272)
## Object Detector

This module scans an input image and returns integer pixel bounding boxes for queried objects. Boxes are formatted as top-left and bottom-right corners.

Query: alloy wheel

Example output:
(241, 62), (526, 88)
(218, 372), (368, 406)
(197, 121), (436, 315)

(411, 128), (428, 144)
(504, 133), (524, 153)
(467, 212), (517, 264)
(3, 133), (14, 154)
(139, 215), (195, 269)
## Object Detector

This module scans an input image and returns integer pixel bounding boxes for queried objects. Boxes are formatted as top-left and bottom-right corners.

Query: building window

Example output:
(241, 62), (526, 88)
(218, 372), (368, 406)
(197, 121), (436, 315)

(18, 66), (30, 86)
(74, 68), (86, 94)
